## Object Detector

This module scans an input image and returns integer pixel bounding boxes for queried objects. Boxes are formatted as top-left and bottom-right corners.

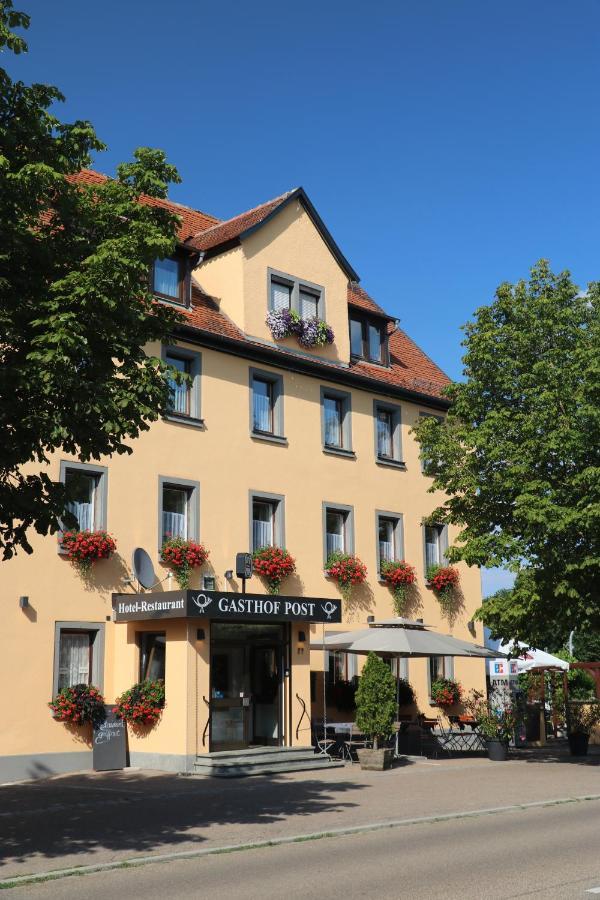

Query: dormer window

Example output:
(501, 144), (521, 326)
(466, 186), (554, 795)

(268, 269), (325, 320)
(349, 314), (388, 364)
(152, 254), (187, 304)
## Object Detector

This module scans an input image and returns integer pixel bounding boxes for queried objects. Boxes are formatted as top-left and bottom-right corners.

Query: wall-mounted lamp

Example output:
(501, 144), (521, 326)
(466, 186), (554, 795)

(19, 596), (29, 609)
(467, 620), (476, 636)
(224, 570), (233, 580)
(196, 628), (206, 641)
(367, 615), (375, 623)
(298, 631), (306, 644)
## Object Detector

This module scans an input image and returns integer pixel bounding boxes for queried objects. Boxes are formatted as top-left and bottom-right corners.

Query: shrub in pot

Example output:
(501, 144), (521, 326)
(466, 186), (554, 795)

(465, 689), (515, 761)
(566, 702), (600, 756)
(354, 652), (396, 770)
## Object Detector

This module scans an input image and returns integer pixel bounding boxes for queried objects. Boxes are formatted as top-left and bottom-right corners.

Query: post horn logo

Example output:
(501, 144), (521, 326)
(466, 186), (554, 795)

(191, 593), (214, 614)
(321, 601), (337, 620)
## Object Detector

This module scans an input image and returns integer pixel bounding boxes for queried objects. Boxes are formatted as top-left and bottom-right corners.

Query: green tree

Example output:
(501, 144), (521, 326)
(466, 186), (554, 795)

(0, 2), (186, 558)
(354, 652), (397, 749)
(414, 261), (600, 646)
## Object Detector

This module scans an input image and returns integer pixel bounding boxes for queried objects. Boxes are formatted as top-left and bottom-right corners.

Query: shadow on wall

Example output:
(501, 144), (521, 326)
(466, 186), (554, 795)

(0, 771), (366, 871)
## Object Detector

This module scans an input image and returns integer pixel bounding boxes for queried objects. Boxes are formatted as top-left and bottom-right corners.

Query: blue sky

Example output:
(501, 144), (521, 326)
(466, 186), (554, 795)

(7, 0), (599, 596)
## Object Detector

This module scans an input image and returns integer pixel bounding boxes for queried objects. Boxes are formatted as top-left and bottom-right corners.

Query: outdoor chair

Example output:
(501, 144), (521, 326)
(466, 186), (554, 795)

(312, 722), (338, 757)
(340, 723), (370, 762)
(434, 717), (486, 755)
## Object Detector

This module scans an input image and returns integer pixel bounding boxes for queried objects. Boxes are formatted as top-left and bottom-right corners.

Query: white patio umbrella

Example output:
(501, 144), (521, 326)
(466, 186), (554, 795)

(497, 641), (569, 672)
(311, 617), (500, 659)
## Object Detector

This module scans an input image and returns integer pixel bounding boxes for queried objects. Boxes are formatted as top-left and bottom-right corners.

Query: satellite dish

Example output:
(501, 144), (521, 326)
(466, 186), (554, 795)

(132, 547), (156, 590)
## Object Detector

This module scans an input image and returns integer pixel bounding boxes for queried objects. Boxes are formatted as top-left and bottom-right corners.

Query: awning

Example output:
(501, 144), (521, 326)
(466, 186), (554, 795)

(311, 617), (500, 658)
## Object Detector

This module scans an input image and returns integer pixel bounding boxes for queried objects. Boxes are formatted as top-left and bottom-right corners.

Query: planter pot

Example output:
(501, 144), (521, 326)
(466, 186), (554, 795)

(356, 748), (393, 771)
(486, 739), (509, 761)
(568, 732), (589, 756)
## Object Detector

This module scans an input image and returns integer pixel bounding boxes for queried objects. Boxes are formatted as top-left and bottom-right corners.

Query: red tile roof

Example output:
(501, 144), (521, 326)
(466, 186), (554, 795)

(181, 287), (450, 403)
(188, 190), (294, 252)
(69, 169), (219, 241)
(347, 283), (391, 319)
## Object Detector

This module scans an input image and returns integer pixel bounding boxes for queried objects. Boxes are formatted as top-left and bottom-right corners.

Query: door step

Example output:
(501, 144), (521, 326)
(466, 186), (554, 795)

(193, 746), (344, 778)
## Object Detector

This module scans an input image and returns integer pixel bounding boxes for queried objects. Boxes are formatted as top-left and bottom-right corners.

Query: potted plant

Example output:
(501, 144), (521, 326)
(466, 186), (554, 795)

(61, 530), (117, 575)
(49, 683), (105, 727)
(380, 560), (416, 615)
(160, 537), (209, 588)
(325, 551), (368, 601)
(427, 564), (460, 612)
(465, 690), (515, 761)
(431, 677), (462, 709)
(354, 652), (396, 770)
(115, 679), (165, 727)
(252, 546), (296, 595)
(566, 702), (600, 756)
(265, 308), (334, 348)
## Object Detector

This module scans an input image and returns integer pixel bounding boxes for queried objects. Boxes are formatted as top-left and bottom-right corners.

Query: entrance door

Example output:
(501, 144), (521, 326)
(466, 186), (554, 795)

(209, 623), (285, 752)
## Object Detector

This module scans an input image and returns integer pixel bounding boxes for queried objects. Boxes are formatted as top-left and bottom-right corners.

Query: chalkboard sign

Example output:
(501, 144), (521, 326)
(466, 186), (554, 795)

(93, 705), (128, 771)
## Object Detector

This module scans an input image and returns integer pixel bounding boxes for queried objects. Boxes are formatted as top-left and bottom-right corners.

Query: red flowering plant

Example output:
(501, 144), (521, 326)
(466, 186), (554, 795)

(427, 564), (460, 612)
(253, 546), (296, 595)
(325, 551), (368, 601)
(380, 560), (416, 614)
(49, 683), (105, 727)
(160, 537), (209, 588)
(431, 678), (463, 709)
(115, 679), (165, 727)
(61, 530), (117, 575)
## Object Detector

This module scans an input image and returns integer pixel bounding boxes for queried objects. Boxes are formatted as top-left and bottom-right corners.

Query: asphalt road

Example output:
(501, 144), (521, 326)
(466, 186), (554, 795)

(9, 798), (600, 899)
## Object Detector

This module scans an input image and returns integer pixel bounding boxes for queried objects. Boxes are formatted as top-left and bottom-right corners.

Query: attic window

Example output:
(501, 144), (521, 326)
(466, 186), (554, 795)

(152, 254), (188, 304)
(349, 314), (388, 365)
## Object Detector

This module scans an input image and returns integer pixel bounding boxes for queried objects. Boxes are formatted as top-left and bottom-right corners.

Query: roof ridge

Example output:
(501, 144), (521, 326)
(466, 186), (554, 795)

(192, 188), (297, 238)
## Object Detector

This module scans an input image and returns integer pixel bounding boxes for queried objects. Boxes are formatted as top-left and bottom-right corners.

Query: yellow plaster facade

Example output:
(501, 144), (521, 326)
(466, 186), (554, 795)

(0, 191), (485, 782)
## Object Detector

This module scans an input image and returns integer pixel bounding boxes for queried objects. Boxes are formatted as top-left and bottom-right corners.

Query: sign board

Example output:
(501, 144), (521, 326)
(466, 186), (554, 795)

(93, 705), (127, 771)
(112, 589), (342, 624)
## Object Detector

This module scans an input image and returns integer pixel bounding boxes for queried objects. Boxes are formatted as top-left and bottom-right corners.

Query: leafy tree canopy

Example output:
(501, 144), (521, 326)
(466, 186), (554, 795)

(0, 1), (186, 557)
(414, 261), (600, 646)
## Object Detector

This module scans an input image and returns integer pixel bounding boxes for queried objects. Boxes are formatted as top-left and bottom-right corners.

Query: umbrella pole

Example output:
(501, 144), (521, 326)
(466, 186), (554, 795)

(321, 622), (329, 756)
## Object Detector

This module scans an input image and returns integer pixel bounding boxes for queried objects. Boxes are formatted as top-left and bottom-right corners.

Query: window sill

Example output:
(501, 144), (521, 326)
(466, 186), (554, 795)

(323, 446), (356, 459)
(164, 414), (205, 429)
(251, 432), (288, 446)
(376, 457), (406, 470)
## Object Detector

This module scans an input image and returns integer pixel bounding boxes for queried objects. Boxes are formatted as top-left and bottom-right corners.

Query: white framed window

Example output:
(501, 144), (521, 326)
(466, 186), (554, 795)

(299, 287), (319, 319)
(249, 368), (284, 440)
(373, 401), (403, 466)
(424, 524), (447, 571)
(326, 650), (358, 685)
(166, 354), (191, 416)
(428, 655), (454, 696)
(250, 491), (285, 552)
(152, 254), (189, 305)
(376, 511), (404, 573)
(158, 477), (200, 548)
(59, 461), (108, 535)
(270, 279), (292, 312)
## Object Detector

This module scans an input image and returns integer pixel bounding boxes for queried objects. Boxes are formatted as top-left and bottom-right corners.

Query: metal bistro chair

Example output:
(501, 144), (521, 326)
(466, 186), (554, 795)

(340, 722), (370, 763)
(312, 721), (337, 757)
(435, 717), (486, 755)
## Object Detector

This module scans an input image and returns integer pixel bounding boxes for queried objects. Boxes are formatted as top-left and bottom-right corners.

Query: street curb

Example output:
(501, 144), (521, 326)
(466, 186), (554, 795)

(2, 793), (600, 889)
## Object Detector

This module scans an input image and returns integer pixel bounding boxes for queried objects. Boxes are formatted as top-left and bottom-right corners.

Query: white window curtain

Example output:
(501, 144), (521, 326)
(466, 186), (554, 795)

(324, 397), (342, 447)
(162, 487), (188, 542)
(378, 518), (394, 564)
(425, 525), (440, 569)
(377, 410), (393, 458)
(271, 281), (291, 311)
(58, 633), (91, 689)
(166, 355), (189, 415)
(252, 379), (272, 432)
(65, 471), (96, 531)
(326, 511), (345, 557)
(154, 258), (179, 298)
(253, 501), (274, 550)
(299, 289), (318, 319)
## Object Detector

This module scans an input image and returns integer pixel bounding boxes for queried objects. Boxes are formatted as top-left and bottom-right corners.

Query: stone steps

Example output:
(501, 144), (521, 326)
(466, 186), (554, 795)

(193, 746), (344, 778)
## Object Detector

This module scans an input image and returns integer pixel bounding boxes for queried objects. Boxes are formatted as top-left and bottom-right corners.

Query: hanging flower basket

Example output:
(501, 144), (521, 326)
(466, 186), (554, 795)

(49, 684), (106, 726)
(427, 564), (460, 611)
(252, 546), (296, 595)
(380, 560), (416, 614)
(431, 678), (463, 708)
(325, 551), (367, 601)
(266, 309), (334, 348)
(115, 679), (165, 727)
(61, 530), (117, 574)
(160, 537), (209, 589)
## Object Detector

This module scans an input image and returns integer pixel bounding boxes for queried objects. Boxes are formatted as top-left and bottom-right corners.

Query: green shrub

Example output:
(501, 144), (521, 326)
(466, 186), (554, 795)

(355, 652), (397, 749)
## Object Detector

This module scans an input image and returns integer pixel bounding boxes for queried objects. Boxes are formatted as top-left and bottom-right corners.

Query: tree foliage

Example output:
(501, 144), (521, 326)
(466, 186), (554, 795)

(0, 1), (186, 557)
(413, 261), (600, 646)
(354, 652), (397, 748)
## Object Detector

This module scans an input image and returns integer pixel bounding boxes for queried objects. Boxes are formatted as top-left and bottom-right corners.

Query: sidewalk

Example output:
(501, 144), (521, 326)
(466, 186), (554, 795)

(1, 748), (599, 882)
